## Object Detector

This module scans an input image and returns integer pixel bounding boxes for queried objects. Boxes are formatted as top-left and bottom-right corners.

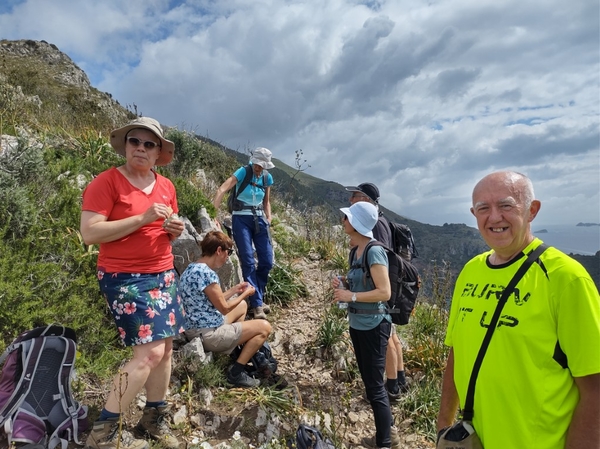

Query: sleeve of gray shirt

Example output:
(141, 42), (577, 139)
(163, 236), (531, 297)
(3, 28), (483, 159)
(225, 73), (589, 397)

(372, 214), (393, 249)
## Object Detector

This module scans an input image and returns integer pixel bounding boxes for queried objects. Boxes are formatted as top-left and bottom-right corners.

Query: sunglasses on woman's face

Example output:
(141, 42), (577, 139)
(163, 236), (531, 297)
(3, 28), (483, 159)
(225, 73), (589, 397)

(343, 215), (348, 221)
(126, 136), (161, 150)
(225, 248), (235, 256)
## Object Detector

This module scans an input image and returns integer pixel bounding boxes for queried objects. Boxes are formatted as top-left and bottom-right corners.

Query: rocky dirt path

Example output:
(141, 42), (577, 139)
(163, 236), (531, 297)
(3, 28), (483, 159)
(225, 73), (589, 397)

(268, 256), (435, 449)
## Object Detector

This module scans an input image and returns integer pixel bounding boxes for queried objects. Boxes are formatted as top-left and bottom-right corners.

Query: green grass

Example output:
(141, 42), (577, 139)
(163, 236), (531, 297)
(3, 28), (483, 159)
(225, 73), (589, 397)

(265, 255), (308, 307)
(316, 305), (347, 349)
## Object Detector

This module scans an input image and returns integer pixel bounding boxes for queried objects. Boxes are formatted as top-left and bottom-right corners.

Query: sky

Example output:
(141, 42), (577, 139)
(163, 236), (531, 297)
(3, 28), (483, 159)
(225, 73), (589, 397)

(1, 0), (599, 227)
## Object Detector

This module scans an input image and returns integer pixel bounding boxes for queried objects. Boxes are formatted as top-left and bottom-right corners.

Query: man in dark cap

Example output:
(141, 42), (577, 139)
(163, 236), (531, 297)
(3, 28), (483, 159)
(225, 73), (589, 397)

(345, 183), (392, 249)
(345, 183), (408, 400)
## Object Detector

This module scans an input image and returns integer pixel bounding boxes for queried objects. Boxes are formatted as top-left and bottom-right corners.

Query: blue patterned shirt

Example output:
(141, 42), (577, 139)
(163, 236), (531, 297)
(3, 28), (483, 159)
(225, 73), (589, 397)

(180, 262), (225, 330)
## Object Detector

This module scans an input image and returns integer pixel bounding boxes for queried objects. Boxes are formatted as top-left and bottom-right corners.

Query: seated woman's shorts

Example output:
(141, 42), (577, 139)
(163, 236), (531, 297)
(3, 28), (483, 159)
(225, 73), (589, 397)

(186, 323), (242, 354)
(98, 269), (185, 347)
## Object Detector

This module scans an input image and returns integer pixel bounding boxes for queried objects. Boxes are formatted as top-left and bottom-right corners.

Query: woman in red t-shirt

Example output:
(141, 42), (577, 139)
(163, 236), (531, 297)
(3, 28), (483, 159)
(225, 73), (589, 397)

(80, 117), (184, 449)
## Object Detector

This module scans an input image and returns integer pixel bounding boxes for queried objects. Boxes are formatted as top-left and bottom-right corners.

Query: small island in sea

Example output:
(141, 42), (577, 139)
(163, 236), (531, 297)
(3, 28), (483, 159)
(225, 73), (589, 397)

(576, 222), (600, 227)
(534, 229), (548, 233)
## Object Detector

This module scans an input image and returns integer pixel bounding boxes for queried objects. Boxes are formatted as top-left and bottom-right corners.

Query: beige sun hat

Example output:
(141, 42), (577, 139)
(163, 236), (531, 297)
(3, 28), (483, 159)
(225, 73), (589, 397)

(110, 117), (175, 166)
(250, 147), (275, 169)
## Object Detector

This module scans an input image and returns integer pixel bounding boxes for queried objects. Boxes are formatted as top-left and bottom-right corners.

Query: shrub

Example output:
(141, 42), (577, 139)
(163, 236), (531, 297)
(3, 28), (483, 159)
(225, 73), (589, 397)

(271, 224), (312, 259)
(397, 260), (454, 442)
(405, 261), (452, 378)
(265, 255), (308, 307)
(171, 177), (216, 225)
(394, 377), (442, 439)
(316, 305), (347, 350)
(164, 129), (238, 180)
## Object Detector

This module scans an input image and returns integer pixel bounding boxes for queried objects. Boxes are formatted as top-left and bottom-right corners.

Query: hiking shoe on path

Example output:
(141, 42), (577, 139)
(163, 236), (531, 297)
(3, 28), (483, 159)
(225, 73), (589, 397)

(387, 388), (401, 404)
(387, 383), (409, 403)
(362, 390), (401, 404)
(252, 306), (267, 320)
(134, 406), (180, 449)
(361, 426), (401, 449)
(85, 418), (148, 449)
(227, 365), (260, 387)
(390, 426), (402, 449)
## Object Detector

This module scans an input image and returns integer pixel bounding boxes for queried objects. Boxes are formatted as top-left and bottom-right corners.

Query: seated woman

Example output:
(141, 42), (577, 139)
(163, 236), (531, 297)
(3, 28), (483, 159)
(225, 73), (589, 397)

(179, 231), (272, 388)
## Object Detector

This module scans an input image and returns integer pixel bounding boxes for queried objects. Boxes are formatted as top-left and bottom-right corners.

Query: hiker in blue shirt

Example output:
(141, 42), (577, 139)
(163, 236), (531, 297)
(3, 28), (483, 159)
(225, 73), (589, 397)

(213, 148), (275, 320)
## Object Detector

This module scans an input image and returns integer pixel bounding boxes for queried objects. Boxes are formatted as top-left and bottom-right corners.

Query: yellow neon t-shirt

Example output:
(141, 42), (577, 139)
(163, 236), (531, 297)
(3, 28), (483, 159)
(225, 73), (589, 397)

(446, 239), (600, 448)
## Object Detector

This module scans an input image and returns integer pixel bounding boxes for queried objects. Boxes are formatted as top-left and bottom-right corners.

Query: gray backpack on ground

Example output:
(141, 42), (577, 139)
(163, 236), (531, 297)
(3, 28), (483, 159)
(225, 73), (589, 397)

(0, 325), (88, 448)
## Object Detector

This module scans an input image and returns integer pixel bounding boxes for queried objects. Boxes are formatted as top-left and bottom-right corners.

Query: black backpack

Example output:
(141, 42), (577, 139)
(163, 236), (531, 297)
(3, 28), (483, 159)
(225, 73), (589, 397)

(349, 241), (421, 325)
(287, 424), (335, 449)
(226, 164), (268, 213)
(229, 341), (278, 378)
(247, 341), (278, 378)
(389, 221), (418, 261)
(0, 325), (88, 448)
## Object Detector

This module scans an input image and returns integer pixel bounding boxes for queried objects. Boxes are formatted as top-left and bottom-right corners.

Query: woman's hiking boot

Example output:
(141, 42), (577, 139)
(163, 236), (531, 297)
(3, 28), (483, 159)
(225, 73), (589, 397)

(134, 406), (180, 449)
(252, 306), (267, 320)
(361, 426), (401, 449)
(85, 418), (148, 449)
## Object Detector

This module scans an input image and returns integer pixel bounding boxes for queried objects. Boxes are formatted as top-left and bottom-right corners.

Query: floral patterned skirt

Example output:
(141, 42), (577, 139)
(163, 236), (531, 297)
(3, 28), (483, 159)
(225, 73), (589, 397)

(98, 269), (185, 347)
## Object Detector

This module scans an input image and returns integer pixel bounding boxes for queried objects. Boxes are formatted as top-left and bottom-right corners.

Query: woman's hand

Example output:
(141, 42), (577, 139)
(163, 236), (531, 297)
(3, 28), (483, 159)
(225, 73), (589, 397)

(240, 284), (256, 298)
(224, 282), (255, 301)
(332, 288), (352, 305)
(233, 282), (251, 294)
(143, 203), (172, 225)
(331, 275), (346, 289)
(331, 276), (340, 289)
(164, 215), (184, 239)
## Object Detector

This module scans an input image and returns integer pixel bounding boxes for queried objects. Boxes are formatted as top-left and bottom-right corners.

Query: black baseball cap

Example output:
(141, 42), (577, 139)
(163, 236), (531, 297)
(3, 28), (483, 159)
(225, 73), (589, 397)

(345, 182), (380, 203)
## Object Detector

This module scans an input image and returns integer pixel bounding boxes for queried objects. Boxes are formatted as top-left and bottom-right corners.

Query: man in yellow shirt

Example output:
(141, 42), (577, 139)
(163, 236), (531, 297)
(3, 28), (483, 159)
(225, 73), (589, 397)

(436, 171), (600, 448)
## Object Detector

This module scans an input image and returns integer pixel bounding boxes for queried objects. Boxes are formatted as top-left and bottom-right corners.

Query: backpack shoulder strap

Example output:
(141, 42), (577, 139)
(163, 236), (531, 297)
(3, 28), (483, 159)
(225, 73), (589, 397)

(48, 337), (87, 449)
(0, 337), (46, 423)
(362, 240), (386, 278)
(348, 246), (358, 270)
(234, 165), (254, 199)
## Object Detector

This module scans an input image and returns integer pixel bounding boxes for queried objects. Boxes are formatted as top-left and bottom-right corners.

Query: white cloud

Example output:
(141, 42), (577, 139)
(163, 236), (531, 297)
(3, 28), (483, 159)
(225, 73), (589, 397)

(1, 0), (598, 226)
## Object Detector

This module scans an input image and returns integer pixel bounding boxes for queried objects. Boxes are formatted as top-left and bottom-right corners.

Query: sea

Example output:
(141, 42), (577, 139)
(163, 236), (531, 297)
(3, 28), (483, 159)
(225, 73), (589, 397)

(532, 224), (600, 256)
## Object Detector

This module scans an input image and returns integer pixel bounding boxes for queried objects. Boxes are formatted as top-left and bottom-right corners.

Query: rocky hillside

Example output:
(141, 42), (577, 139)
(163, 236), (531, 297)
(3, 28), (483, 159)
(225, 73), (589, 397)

(0, 39), (132, 133)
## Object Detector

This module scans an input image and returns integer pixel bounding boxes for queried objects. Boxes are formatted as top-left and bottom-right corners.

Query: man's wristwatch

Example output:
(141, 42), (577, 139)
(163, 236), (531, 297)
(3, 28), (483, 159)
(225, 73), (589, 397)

(351, 293), (357, 303)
